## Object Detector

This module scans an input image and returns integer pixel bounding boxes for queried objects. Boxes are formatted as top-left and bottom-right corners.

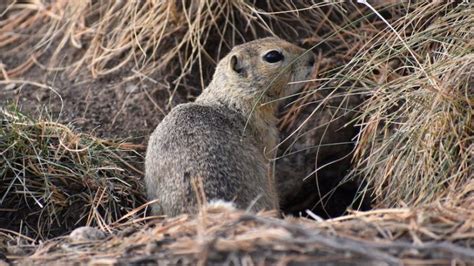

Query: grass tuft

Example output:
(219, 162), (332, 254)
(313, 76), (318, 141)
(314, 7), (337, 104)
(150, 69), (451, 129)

(0, 107), (146, 239)
(341, 1), (473, 207)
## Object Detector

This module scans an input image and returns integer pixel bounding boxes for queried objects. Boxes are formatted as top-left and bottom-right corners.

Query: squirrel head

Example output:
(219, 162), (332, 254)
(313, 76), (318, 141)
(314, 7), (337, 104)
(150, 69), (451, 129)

(197, 37), (315, 136)
(213, 37), (315, 103)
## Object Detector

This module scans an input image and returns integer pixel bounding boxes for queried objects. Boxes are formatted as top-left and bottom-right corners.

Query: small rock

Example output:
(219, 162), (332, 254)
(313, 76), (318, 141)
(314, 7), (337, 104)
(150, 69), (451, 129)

(125, 84), (138, 93)
(69, 226), (106, 242)
(4, 83), (16, 91)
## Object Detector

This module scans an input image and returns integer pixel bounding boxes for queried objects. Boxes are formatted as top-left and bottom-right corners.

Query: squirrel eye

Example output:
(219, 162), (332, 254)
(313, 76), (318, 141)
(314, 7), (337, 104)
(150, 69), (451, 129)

(263, 50), (284, 63)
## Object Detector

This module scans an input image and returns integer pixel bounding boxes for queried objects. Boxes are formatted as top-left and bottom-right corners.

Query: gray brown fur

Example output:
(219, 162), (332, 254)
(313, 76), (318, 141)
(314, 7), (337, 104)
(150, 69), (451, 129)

(145, 37), (315, 216)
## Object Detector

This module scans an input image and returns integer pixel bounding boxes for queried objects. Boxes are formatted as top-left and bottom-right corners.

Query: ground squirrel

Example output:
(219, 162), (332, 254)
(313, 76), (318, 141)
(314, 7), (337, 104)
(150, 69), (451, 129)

(145, 37), (315, 216)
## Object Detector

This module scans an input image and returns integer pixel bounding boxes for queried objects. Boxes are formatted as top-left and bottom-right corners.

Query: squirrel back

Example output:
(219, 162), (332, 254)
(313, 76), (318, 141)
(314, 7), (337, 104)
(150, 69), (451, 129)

(146, 103), (274, 215)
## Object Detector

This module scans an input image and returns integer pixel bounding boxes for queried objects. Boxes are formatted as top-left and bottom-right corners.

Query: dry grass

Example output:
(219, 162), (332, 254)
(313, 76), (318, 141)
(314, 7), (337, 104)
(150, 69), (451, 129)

(0, 0), (329, 101)
(3, 200), (473, 264)
(0, 107), (146, 239)
(0, 1), (376, 98)
(338, 1), (474, 207)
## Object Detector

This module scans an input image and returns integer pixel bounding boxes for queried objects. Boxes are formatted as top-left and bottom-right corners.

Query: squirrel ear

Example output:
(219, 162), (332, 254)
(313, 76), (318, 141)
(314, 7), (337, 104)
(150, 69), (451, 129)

(230, 55), (246, 77)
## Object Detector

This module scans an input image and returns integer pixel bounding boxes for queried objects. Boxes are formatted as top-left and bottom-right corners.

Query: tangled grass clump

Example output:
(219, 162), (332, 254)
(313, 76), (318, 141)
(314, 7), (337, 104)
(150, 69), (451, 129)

(0, 108), (146, 239)
(10, 202), (474, 265)
(343, 1), (474, 207)
(0, 1), (277, 83)
(0, 0), (355, 99)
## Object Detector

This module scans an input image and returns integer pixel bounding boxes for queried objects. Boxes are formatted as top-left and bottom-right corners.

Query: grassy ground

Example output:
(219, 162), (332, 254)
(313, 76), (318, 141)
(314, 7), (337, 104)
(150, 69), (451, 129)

(0, 107), (146, 239)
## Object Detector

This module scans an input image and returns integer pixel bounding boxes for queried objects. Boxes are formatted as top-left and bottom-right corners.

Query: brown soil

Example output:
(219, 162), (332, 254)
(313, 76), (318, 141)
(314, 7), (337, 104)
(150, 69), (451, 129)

(0, 60), (186, 144)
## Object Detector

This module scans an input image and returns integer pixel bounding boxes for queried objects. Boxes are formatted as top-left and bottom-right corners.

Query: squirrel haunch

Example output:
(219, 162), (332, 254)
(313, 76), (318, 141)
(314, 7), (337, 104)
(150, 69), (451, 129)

(145, 37), (315, 216)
